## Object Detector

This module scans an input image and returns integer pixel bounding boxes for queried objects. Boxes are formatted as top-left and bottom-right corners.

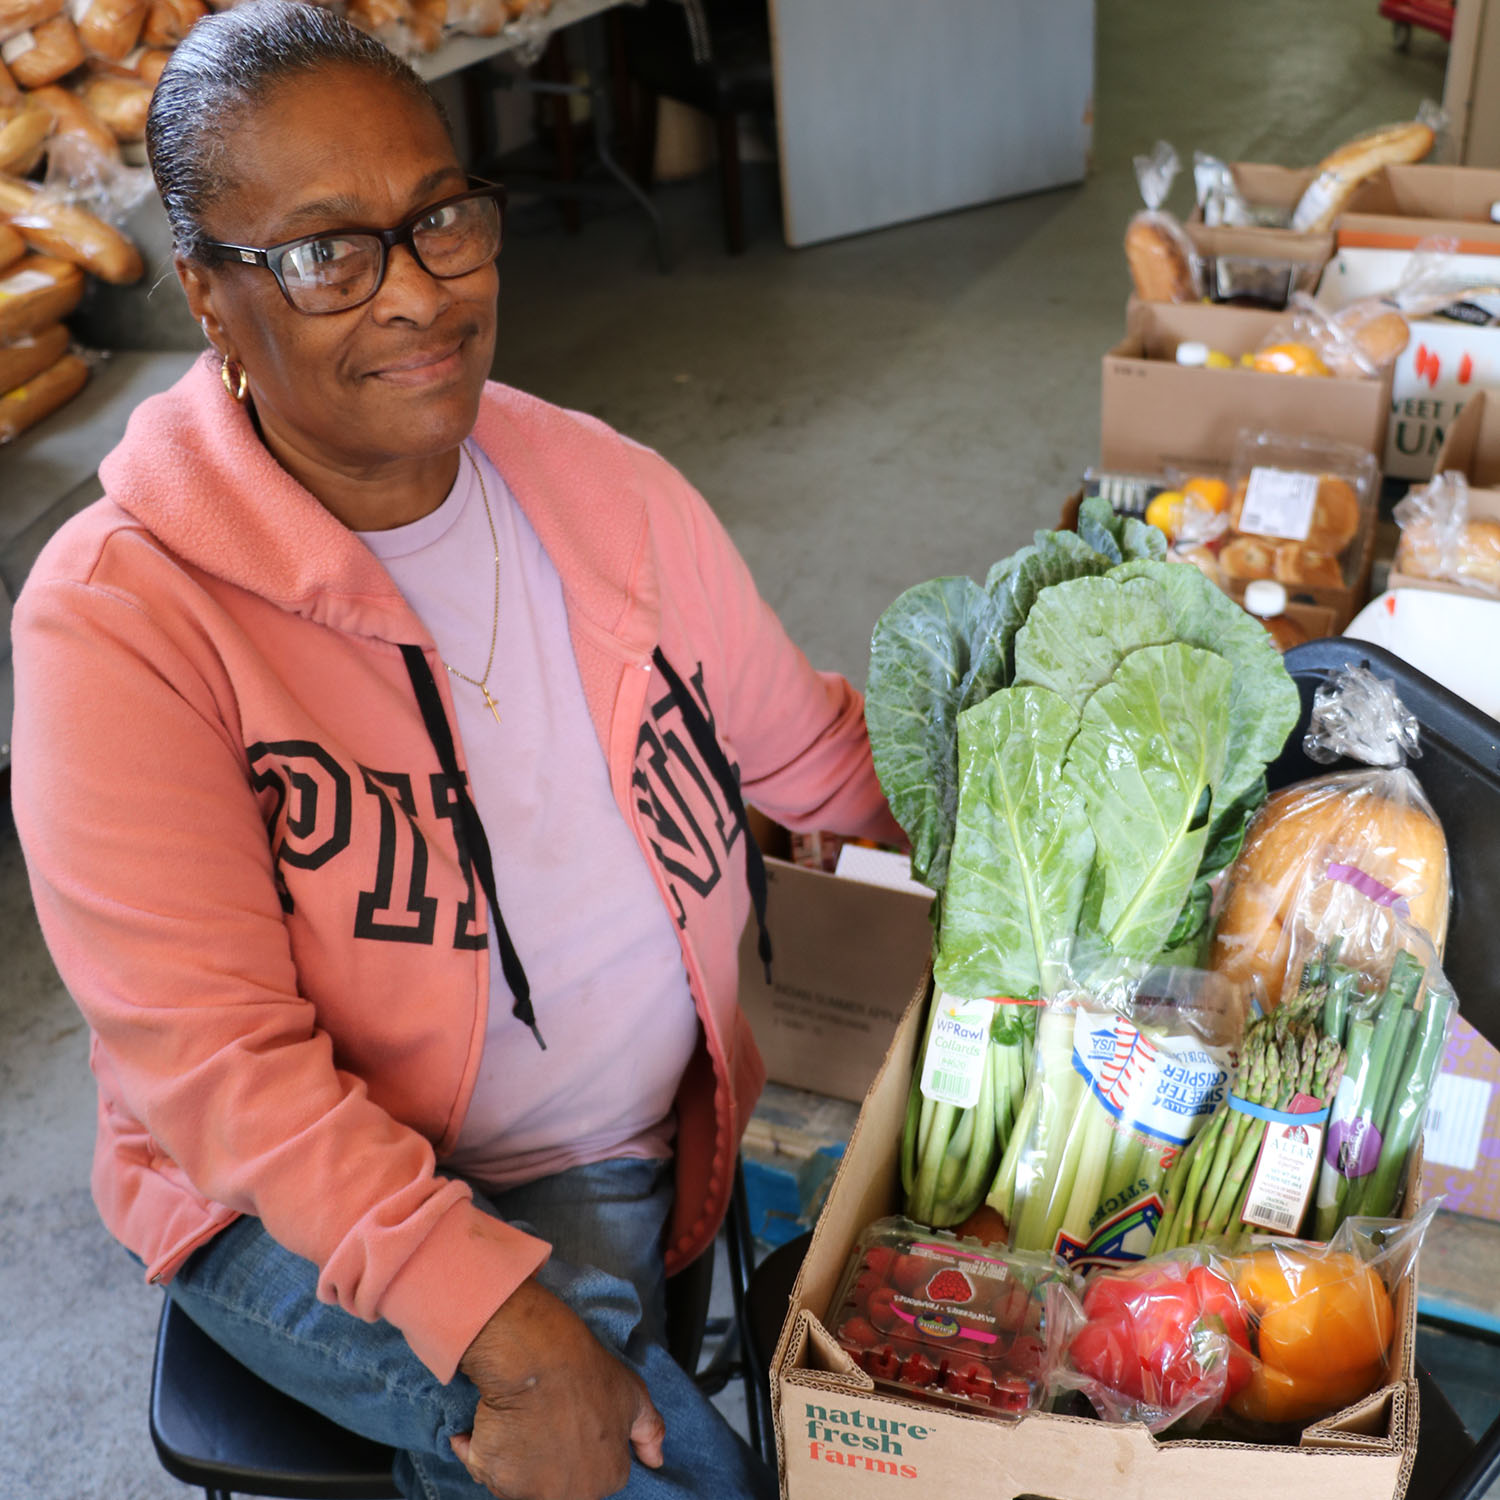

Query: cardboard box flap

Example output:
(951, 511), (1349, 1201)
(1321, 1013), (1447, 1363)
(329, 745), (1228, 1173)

(1437, 387), (1500, 487)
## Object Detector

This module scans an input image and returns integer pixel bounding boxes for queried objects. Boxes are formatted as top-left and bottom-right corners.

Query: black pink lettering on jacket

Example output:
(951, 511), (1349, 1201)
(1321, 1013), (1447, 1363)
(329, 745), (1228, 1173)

(244, 660), (740, 946)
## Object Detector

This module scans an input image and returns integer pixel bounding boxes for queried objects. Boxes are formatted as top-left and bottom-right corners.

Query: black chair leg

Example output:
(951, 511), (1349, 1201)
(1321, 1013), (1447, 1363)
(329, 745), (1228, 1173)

(725, 1163), (771, 1461)
(635, 87), (660, 191)
(715, 108), (746, 254)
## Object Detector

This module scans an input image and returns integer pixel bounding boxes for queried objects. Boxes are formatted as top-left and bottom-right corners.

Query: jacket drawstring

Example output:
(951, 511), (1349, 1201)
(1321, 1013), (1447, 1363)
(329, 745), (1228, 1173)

(400, 643), (547, 1052)
(651, 648), (773, 984)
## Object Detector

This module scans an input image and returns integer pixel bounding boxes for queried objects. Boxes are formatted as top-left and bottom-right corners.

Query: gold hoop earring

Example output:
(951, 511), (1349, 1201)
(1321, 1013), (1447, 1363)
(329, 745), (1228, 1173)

(221, 356), (248, 403)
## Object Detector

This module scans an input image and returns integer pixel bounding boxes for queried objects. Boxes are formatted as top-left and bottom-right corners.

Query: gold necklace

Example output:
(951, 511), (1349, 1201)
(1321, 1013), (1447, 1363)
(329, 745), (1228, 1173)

(443, 445), (503, 725)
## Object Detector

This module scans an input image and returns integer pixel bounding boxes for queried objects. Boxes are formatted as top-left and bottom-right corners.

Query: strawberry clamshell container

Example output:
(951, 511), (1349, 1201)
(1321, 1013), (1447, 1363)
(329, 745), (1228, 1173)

(825, 1216), (1075, 1416)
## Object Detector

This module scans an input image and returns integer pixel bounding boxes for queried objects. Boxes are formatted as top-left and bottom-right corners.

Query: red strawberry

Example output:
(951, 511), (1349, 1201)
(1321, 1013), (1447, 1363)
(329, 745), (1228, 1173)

(925, 1268), (974, 1303)
(862, 1246), (895, 1281)
(899, 1350), (941, 1388)
(837, 1316), (879, 1351)
(865, 1343), (902, 1381)
(890, 1253), (931, 1293)
(1006, 1334), (1046, 1381)
(991, 1376), (1035, 1413)
(867, 1285), (902, 1332)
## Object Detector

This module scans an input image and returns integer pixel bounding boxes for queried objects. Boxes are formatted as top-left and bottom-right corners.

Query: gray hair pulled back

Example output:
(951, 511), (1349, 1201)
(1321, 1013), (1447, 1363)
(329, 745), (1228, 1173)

(146, 0), (447, 261)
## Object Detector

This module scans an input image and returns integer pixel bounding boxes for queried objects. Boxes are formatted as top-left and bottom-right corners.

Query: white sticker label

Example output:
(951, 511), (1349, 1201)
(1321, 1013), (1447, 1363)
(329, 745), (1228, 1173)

(1, 29), (37, 62)
(1243, 1107), (1325, 1233)
(1071, 1012), (1233, 1147)
(1424, 1071), (1491, 1172)
(919, 993), (993, 1109)
(1238, 467), (1320, 541)
(0, 269), (58, 300)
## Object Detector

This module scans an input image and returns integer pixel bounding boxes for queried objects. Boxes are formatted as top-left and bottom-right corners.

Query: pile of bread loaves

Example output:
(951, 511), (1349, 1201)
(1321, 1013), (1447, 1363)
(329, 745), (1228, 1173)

(0, 0), (553, 445)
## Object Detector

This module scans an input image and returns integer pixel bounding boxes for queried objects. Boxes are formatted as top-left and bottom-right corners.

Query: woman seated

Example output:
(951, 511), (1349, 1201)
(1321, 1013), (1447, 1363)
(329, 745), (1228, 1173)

(9, 5), (898, 1497)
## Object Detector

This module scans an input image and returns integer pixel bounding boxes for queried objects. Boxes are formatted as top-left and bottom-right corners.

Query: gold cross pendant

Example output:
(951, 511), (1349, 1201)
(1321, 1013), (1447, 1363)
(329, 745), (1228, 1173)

(479, 685), (502, 725)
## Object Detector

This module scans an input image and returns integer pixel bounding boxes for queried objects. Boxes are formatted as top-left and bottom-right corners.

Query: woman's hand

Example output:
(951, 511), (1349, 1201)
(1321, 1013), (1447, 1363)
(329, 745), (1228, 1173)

(451, 1277), (666, 1500)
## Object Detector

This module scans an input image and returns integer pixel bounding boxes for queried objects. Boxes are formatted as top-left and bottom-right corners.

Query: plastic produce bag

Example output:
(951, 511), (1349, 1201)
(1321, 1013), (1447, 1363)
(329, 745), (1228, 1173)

(1049, 1207), (1431, 1434)
(824, 1216), (1074, 1415)
(1124, 140), (1202, 304)
(1212, 665), (1450, 1008)
(995, 968), (1248, 1266)
(1250, 292), (1409, 380)
(1216, 430), (1378, 595)
(1394, 470), (1500, 596)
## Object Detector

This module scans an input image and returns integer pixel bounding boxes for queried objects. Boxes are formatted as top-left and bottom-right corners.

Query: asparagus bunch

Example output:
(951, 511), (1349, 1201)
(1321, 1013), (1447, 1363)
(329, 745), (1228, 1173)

(1151, 957), (1347, 1252)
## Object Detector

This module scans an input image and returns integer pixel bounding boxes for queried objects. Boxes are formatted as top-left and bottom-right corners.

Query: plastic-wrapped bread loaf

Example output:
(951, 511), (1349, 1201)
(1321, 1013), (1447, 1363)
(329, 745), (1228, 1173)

(0, 253), (85, 339)
(141, 0), (203, 46)
(0, 96), (50, 174)
(75, 0), (147, 59)
(0, 171), (144, 282)
(0, 318), (67, 392)
(77, 71), (151, 139)
(26, 82), (121, 156)
(135, 44), (168, 83)
(1291, 120), (1435, 233)
(5, 15), (85, 87)
(0, 348), (88, 441)
(0, 0), (62, 43)
(0, 217), (24, 270)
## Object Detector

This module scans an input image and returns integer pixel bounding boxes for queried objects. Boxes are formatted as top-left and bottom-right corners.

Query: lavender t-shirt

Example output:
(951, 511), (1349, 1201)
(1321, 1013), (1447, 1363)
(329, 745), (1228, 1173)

(358, 445), (701, 1191)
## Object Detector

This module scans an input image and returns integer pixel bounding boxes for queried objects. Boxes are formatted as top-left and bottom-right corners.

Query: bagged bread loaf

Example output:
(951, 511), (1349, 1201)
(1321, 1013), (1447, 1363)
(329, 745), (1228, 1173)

(1212, 772), (1449, 1007)
(1291, 118), (1436, 233)
(0, 318), (67, 391)
(0, 346), (87, 440)
(1394, 471), (1500, 596)
(0, 95), (50, 174)
(0, 217), (24, 270)
(1125, 213), (1199, 302)
(5, 15), (85, 87)
(0, 253), (84, 339)
(1229, 472), (1362, 553)
(76, 0), (146, 58)
(77, 72), (151, 139)
(0, 170), (144, 281)
(0, 0), (61, 43)
(141, 0), (202, 45)
(135, 43), (167, 83)
(26, 82), (120, 157)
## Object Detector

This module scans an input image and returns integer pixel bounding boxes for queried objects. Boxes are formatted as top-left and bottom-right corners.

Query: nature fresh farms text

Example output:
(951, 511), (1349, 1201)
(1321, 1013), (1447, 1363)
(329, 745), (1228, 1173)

(803, 1403), (930, 1479)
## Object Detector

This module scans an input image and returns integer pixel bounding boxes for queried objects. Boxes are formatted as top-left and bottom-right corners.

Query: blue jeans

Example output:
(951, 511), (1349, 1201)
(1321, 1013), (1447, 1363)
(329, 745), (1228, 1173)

(164, 1158), (774, 1500)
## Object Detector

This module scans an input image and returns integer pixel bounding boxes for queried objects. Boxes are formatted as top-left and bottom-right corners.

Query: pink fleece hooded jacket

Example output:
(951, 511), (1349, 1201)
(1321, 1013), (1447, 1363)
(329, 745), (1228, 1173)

(11, 357), (899, 1381)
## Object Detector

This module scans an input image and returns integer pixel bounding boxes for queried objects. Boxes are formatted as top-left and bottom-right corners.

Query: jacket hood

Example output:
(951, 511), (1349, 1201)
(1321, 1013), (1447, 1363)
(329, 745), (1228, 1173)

(96, 355), (659, 656)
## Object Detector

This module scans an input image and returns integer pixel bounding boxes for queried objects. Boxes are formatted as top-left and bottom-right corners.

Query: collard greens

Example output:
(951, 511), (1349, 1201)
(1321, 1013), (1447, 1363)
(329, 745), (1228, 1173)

(866, 498), (1299, 996)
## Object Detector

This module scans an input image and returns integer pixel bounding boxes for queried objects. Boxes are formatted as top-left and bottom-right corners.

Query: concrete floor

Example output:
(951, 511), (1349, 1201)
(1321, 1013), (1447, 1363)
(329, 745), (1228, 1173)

(0, 0), (1465, 1495)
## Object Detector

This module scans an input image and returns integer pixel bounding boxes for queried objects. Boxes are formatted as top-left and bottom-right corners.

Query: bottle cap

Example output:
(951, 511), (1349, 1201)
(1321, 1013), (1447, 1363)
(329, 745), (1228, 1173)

(1243, 579), (1289, 618)
(1175, 340), (1209, 368)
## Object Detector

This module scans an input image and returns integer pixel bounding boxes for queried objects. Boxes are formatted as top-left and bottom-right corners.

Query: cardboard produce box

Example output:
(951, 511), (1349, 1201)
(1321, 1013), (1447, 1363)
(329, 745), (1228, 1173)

(1423, 1015), (1500, 1223)
(1339, 165), (1500, 254)
(1101, 299), (1390, 477)
(1315, 245), (1500, 480)
(736, 849), (933, 1107)
(1384, 390), (1500, 600)
(771, 975), (1421, 1500)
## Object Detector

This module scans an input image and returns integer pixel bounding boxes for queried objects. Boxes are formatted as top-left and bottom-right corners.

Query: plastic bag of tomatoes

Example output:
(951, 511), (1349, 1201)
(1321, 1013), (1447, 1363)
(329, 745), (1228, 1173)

(1045, 1207), (1434, 1435)
(827, 1217), (1076, 1415)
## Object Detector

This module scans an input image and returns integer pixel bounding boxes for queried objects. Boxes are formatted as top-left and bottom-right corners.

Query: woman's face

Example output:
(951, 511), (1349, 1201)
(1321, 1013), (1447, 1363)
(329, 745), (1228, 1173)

(181, 65), (498, 476)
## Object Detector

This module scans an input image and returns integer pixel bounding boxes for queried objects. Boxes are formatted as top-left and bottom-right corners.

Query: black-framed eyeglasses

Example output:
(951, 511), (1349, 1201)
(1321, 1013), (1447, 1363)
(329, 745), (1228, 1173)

(200, 180), (506, 316)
